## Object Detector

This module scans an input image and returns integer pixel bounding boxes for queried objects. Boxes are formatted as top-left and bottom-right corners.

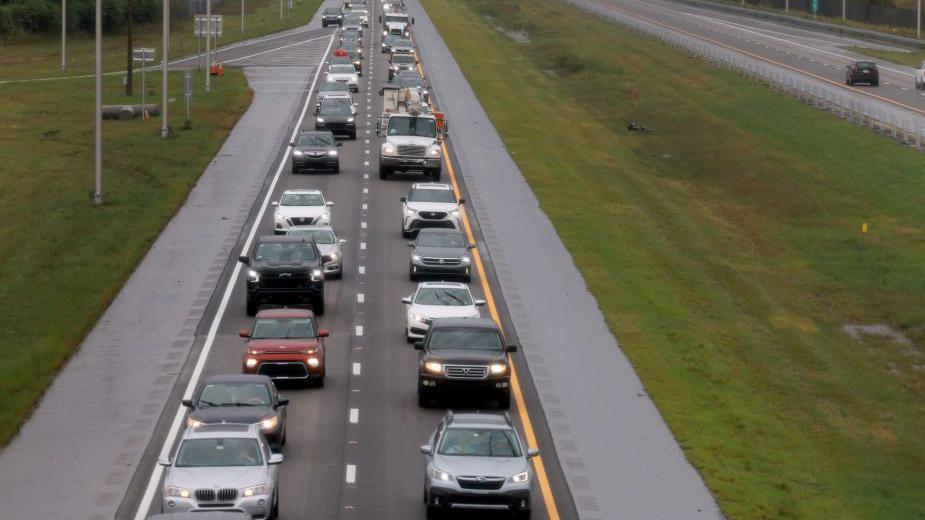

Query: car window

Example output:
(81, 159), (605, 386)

(392, 55), (415, 64)
(321, 81), (349, 92)
(408, 189), (455, 203)
(319, 105), (352, 116)
(288, 229), (335, 244)
(417, 232), (465, 248)
(387, 116), (436, 138)
(199, 382), (272, 407)
(331, 65), (356, 75)
(856, 62), (876, 68)
(298, 133), (333, 146)
(252, 317), (316, 339)
(280, 193), (324, 206)
(175, 438), (263, 467)
(428, 329), (503, 351)
(415, 288), (472, 306)
(254, 242), (318, 262)
(438, 428), (522, 457)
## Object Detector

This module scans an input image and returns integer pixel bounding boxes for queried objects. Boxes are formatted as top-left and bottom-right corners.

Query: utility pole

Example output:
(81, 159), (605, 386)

(126, 0), (133, 95)
(241, 0), (245, 32)
(919, 0), (922, 39)
(843, 0), (846, 21)
(61, 0), (66, 70)
(206, 0), (211, 93)
(161, 0), (169, 137)
(280, 0), (283, 21)
(93, 0), (103, 206)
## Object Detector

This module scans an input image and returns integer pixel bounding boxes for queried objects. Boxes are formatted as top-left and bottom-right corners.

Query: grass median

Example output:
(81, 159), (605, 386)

(0, 68), (251, 448)
(421, 0), (925, 517)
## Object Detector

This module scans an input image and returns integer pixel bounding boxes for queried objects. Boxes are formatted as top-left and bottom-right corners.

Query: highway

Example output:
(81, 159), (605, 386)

(126, 1), (577, 518)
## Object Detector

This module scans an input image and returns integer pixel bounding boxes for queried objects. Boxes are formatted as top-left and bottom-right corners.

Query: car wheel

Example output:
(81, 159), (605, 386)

(333, 165), (340, 174)
(426, 505), (442, 519)
(350, 132), (357, 140)
(312, 295), (325, 315)
(246, 296), (259, 316)
(291, 166), (298, 174)
(873, 80), (879, 87)
(497, 392), (511, 410)
(515, 510), (531, 520)
(315, 376), (325, 388)
(379, 165), (390, 179)
(463, 273), (472, 284)
(410, 265), (418, 281)
(271, 490), (279, 519)
(418, 390), (431, 408)
(430, 169), (441, 181)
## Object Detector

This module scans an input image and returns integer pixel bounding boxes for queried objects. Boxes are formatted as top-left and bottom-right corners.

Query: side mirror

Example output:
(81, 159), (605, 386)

(407, 242), (415, 247)
(458, 198), (466, 204)
(378, 15), (382, 22)
(506, 345), (518, 353)
(289, 141), (295, 146)
(181, 398), (194, 408)
(378, 88), (384, 96)
(269, 453), (284, 465)
(322, 254), (333, 263)
(238, 255), (251, 265)
(401, 296), (412, 304)
(277, 398), (290, 407)
(467, 244), (476, 250)
(399, 196), (407, 202)
(158, 456), (172, 467)
(319, 329), (330, 337)
(527, 448), (540, 458)
(474, 299), (486, 307)
(271, 201), (279, 206)
(336, 142), (343, 147)
(239, 329), (250, 338)
(419, 444), (432, 455)
(412, 17), (415, 24)
(338, 238), (347, 244)
(326, 201), (334, 206)
(414, 341), (424, 350)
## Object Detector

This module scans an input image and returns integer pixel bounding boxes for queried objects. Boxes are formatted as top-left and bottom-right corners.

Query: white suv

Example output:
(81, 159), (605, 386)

(273, 189), (333, 234)
(402, 281), (484, 342)
(400, 183), (464, 238)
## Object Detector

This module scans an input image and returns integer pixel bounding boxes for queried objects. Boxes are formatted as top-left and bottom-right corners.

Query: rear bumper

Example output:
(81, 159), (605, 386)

(410, 262), (470, 278)
(315, 122), (356, 135)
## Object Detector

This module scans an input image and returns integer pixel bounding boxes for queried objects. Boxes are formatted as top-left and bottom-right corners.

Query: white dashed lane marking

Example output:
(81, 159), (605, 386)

(358, 265), (365, 275)
(355, 325), (364, 336)
(352, 362), (362, 375)
(345, 465), (357, 484)
(357, 293), (365, 303)
(349, 408), (359, 424)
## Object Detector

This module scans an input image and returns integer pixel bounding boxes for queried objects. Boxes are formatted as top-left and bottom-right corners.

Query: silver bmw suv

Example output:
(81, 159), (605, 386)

(159, 423), (282, 519)
(420, 411), (538, 519)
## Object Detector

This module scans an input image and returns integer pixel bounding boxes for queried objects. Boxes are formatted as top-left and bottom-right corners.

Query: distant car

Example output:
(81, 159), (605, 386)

(846, 61), (878, 86)
(326, 63), (359, 92)
(342, 16), (363, 35)
(390, 38), (415, 56)
(388, 53), (417, 80)
(317, 80), (352, 105)
(390, 71), (429, 100)
(340, 27), (363, 44)
(240, 308), (328, 386)
(148, 511), (251, 520)
(239, 234), (327, 315)
(400, 182), (463, 237)
(321, 7), (343, 26)
(182, 374), (289, 450)
(381, 34), (400, 53)
(291, 130), (341, 174)
(287, 225), (346, 279)
(415, 318), (516, 408)
(403, 281), (484, 342)
(349, 7), (368, 26)
(421, 412), (537, 519)
(915, 60), (925, 90)
(408, 229), (474, 282)
(316, 93), (358, 116)
(316, 103), (357, 139)
(272, 189), (333, 234)
(159, 424), (282, 518)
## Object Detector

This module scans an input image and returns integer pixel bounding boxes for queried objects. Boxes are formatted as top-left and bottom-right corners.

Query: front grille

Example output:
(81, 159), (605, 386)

(307, 151), (326, 158)
(390, 28), (403, 35)
(419, 211), (447, 220)
(421, 257), (461, 266)
(397, 145), (426, 156)
(195, 488), (237, 502)
(443, 364), (487, 379)
(411, 220), (455, 231)
(259, 271), (311, 289)
(456, 476), (506, 490)
(289, 216), (315, 226)
(258, 361), (310, 379)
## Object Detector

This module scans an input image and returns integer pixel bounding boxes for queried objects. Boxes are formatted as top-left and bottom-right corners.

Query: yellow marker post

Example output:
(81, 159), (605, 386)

(859, 222), (868, 260)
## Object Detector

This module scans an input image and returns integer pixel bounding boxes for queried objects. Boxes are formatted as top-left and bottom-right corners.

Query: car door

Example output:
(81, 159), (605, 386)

(270, 383), (287, 435)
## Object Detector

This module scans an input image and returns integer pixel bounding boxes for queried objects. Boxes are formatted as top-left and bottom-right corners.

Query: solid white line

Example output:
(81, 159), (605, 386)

(353, 362), (362, 375)
(349, 408), (359, 424)
(358, 265), (366, 274)
(131, 33), (336, 520)
(345, 464), (357, 484)
(355, 325), (364, 336)
(357, 293), (365, 303)
(224, 36), (328, 64)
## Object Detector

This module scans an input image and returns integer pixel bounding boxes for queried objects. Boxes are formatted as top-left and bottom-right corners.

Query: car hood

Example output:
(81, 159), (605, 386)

(317, 113), (353, 122)
(247, 338), (320, 353)
(327, 73), (358, 82)
(432, 455), (527, 478)
(413, 245), (466, 258)
(191, 406), (275, 425)
(424, 348), (506, 365)
(275, 206), (328, 219)
(166, 465), (268, 491)
(294, 144), (334, 154)
(316, 243), (339, 256)
(387, 135), (438, 147)
(408, 304), (479, 320)
(406, 201), (458, 213)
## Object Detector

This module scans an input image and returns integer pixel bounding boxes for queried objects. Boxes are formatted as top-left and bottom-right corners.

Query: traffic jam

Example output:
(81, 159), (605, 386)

(154, 1), (538, 519)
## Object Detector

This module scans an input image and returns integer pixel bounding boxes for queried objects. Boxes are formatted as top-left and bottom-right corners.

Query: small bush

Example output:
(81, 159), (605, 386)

(9, 0), (59, 33)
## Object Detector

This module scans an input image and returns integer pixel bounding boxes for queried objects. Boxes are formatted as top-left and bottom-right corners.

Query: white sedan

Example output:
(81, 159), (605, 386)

(272, 189), (334, 234)
(327, 64), (360, 92)
(402, 282), (485, 342)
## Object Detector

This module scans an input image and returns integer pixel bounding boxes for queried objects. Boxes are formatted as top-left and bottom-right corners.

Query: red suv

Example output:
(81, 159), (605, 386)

(240, 308), (328, 387)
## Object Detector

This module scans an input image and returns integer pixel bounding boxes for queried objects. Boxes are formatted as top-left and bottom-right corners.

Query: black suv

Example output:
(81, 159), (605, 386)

(239, 235), (326, 315)
(415, 318), (516, 409)
(321, 7), (343, 27)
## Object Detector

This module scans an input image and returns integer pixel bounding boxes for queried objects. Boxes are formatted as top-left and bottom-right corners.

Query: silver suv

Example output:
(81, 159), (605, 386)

(159, 424), (282, 519)
(420, 411), (538, 519)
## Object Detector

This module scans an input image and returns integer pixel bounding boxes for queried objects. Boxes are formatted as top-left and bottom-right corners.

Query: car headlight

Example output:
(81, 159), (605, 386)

(166, 486), (192, 498)
(430, 467), (451, 481)
(186, 417), (203, 428)
(328, 252), (339, 262)
(242, 483), (268, 497)
(247, 269), (260, 282)
(292, 149), (304, 157)
(245, 358), (258, 368)
(260, 416), (279, 430)
(412, 254), (422, 262)
(316, 117), (325, 123)
(307, 357), (320, 367)
(410, 313), (427, 323)
(449, 209), (460, 218)
(311, 269), (323, 281)
(347, 117), (355, 122)
(428, 146), (441, 157)
(425, 361), (442, 374)
(511, 471), (530, 483)
(461, 255), (471, 265)
(383, 30), (387, 35)
(328, 149), (338, 157)
(383, 143), (397, 155)
(490, 363), (507, 375)
(404, 207), (417, 216)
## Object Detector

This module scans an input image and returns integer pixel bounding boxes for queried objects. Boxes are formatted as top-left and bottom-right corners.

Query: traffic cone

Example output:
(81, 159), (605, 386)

(210, 63), (217, 76)
(218, 64), (224, 77)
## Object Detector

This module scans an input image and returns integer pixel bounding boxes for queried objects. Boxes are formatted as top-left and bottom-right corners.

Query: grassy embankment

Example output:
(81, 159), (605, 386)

(421, 0), (925, 517)
(0, 0), (322, 80)
(849, 46), (925, 67)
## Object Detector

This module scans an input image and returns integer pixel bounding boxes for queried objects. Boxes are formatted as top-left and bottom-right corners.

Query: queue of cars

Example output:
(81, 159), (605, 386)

(158, 1), (537, 518)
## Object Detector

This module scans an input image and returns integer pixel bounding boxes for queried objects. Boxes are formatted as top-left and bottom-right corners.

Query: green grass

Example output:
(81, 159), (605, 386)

(420, 0), (925, 517)
(0, 67), (252, 448)
(0, 0), (322, 80)
(849, 45), (925, 67)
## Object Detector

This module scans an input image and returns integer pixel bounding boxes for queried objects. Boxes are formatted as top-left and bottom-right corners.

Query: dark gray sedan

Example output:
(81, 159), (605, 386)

(291, 130), (341, 174)
(315, 104), (356, 139)
(408, 229), (474, 282)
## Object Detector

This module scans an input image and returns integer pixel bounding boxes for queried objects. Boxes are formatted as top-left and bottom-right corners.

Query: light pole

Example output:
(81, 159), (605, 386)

(161, 0), (169, 137)
(61, 0), (66, 70)
(206, 0), (211, 93)
(918, 0), (922, 39)
(843, 0), (846, 21)
(93, 0), (103, 205)
(280, 0), (283, 21)
(241, 0), (245, 32)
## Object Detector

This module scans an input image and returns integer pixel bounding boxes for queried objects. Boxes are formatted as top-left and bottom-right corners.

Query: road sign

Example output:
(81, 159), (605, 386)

(811, 0), (818, 13)
(194, 15), (223, 37)
(132, 47), (156, 62)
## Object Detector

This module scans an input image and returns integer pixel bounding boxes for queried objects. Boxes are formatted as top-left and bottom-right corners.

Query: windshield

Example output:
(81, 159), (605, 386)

(385, 15), (408, 23)
(438, 429), (522, 457)
(856, 62), (876, 68)
(414, 288), (472, 306)
(289, 229), (336, 244)
(254, 242), (318, 262)
(417, 232), (465, 248)
(428, 329), (503, 351)
(320, 81), (348, 92)
(198, 383), (271, 407)
(252, 317), (316, 339)
(297, 133), (333, 146)
(394, 76), (423, 88)
(342, 40), (361, 49)
(175, 438), (263, 467)
(280, 193), (324, 206)
(319, 105), (352, 116)
(388, 116), (436, 138)
(322, 97), (351, 107)
(331, 65), (356, 75)
(323, 8), (340, 14)
(409, 189), (455, 203)
(392, 55), (415, 64)
(393, 39), (412, 47)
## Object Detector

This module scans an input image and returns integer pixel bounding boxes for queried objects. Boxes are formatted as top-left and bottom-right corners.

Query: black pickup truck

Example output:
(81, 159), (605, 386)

(239, 235), (326, 316)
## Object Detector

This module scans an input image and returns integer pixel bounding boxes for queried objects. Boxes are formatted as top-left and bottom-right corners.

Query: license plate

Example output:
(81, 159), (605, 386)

(862, 69), (869, 73)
